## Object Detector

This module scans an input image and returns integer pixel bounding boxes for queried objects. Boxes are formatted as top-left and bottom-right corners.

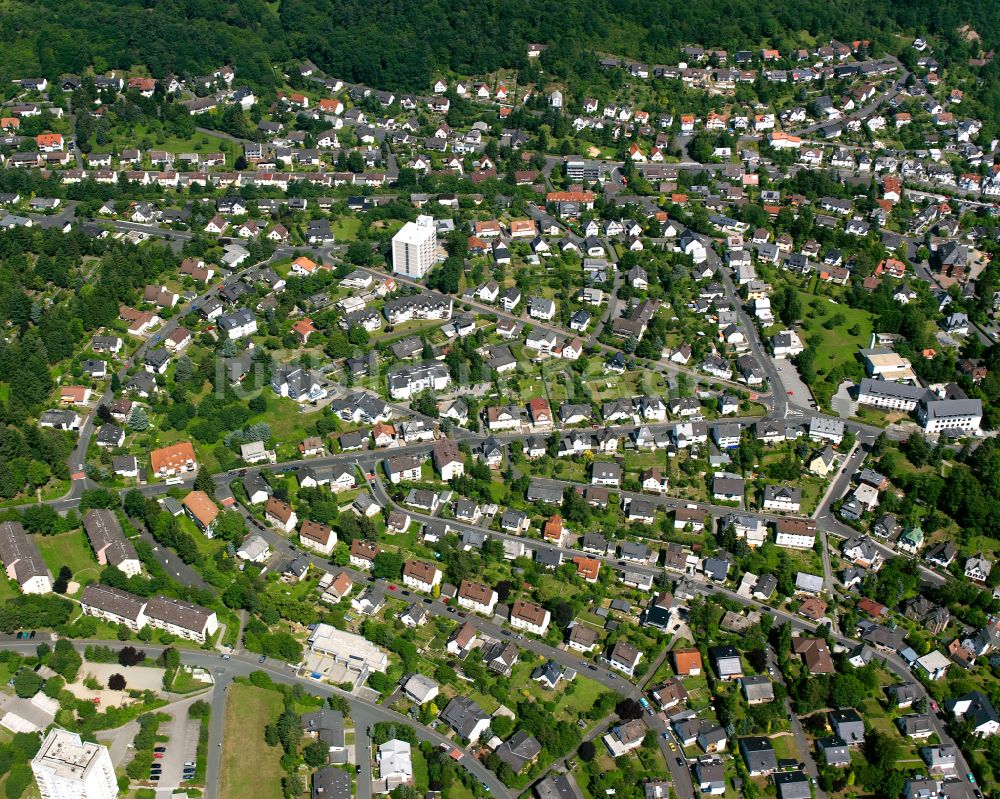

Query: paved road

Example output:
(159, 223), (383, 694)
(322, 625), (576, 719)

(788, 61), (908, 137)
(811, 440), (871, 595)
(812, 435), (948, 588)
(205, 675), (230, 799)
(766, 645), (826, 799)
(350, 705), (375, 799)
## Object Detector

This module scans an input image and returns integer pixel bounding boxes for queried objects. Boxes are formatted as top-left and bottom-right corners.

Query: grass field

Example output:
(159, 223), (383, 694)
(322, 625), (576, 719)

(37, 530), (101, 590)
(331, 217), (362, 241)
(91, 122), (232, 159)
(412, 746), (430, 793)
(770, 733), (800, 761)
(798, 291), (872, 368)
(554, 677), (606, 719)
(449, 779), (476, 799)
(795, 288), (873, 407)
(219, 684), (285, 799)
(0, 578), (18, 603)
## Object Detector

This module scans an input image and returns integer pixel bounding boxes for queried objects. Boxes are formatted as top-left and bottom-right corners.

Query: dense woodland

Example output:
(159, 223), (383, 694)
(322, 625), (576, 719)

(0, 0), (998, 96)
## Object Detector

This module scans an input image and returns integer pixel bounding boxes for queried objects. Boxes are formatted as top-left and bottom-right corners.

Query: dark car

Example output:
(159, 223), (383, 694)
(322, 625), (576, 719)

(153, 746), (166, 753)
(676, 757), (684, 767)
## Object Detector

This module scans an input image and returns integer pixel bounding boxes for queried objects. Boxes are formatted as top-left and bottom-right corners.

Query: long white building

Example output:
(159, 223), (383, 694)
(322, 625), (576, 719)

(32, 728), (117, 799)
(392, 215), (437, 278)
(917, 398), (982, 434)
(856, 378), (927, 411)
(0, 521), (51, 594)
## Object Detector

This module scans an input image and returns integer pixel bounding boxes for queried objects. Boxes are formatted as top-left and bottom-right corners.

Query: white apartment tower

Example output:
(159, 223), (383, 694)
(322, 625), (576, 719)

(32, 729), (118, 799)
(392, 215), (437, 278)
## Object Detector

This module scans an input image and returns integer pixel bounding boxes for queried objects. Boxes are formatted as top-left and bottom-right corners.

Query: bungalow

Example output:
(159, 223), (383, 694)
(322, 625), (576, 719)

(794, 638), (836, 675)
(673, 648), (703, 676)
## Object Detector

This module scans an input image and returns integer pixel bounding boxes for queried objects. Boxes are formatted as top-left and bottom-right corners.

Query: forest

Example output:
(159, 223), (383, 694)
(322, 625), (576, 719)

(1, 0), (998, 96)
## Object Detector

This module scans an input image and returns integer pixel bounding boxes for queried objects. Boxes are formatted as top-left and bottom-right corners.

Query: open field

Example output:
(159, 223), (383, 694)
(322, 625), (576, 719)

(37, 530), (101, 590)
(219, 683), (285, 799)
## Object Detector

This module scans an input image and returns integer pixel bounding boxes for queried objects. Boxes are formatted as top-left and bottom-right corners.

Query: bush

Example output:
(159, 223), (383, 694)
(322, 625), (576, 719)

(4, 763), (31, 799)
(13, 670), (42, 698)
(118, 646), (146, 666)
(108, 673), (126, 690)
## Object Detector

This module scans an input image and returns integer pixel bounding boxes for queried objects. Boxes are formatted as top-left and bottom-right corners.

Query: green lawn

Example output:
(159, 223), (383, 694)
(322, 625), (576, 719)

(794, 288), (873, 407)
(448, 778), (476, 799)
(91, 122), (232, 159)
(770, 734), (800, 761)
(0, 579), (18, 603)
(555, 677), (606, 719)
(36, 530), (101, 589)
(331, 217), (362, 241)
(412, 746), (430, 793)
(219, 684), (285, 799)
(177, 515), (226, 557)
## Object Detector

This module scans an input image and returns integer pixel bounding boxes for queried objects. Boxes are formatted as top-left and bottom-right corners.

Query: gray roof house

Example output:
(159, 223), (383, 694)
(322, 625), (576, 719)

(312, 766), (351, 799)
(741, 676), (775, 704)
(697, 724), (728, 753)
(828, 708), (865, 745)
(898, 713), (935, 739)
(774, 771), (811, 799)
(440, 696), (491, 743)
(818, 736), (851, 767)
(495, 731), (542, 774)
(739, 737), (777, 775)
(695, 757), (726, 794)
(709, 645), (743, 680)
(920, 744), (957, 774)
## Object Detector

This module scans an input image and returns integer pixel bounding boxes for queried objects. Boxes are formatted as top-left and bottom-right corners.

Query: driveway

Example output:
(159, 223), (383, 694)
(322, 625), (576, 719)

(830, 381), (856, 419)
(96, 719), (140, 769)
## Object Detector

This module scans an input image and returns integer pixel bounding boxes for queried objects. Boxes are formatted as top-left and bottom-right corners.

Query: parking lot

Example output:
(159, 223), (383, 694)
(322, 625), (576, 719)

(151, 698), (201, 789)
(771, 358), (815, 410)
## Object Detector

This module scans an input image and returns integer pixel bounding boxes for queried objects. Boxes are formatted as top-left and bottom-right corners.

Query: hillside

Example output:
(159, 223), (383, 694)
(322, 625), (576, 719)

(3, 0), (1000, 94)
